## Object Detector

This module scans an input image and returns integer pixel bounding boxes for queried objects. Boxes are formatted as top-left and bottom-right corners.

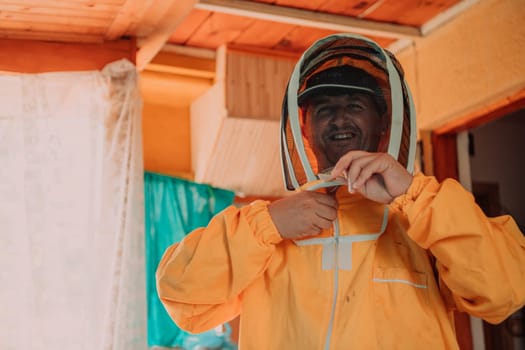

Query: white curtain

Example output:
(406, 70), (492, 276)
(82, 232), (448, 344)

(0, 60), (146, 350)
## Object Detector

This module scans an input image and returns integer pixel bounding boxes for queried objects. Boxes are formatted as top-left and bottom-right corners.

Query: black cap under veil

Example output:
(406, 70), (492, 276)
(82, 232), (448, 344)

(298, 65), (387, 116)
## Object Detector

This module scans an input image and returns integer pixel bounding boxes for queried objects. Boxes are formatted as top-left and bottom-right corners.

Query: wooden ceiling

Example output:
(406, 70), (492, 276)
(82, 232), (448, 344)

(0, 0), (476, 67)
(168, 0), (464, 54)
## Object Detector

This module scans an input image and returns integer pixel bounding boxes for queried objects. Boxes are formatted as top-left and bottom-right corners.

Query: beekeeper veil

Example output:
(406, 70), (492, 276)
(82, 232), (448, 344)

(280, 33), (417, 190)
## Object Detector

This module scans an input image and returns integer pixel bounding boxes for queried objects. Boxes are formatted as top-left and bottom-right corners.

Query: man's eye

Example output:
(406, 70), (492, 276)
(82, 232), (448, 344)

(348, 103), (364, 111)
(316, 107), (335, 117)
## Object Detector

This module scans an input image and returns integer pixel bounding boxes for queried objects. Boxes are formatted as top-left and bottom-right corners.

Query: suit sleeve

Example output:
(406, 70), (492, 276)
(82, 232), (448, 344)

(156, 200), (282, 333)
(392, 174), (525, 324)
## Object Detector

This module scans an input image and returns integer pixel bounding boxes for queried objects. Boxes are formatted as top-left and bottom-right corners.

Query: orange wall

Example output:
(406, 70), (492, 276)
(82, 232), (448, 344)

(140, 67), (213, 178)
(142, 103), (193, 178)
(397, 0), (525, 131)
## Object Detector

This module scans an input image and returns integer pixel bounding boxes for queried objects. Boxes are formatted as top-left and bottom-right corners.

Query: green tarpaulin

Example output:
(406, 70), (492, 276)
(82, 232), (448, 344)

(144, 172), (235, 347)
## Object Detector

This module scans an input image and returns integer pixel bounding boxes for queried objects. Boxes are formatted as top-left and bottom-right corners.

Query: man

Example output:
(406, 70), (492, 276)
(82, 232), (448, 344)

(157, 34), (525, 349)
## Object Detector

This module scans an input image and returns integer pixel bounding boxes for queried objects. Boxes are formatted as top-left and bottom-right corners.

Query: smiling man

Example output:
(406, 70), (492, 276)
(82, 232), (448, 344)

(156, 34), (525, 349)
(299, 65), (388, 173)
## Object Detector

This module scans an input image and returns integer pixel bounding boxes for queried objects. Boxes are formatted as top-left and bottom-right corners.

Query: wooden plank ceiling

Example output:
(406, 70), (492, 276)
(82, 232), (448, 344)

(0, 0), (469, 64)
(168, 0), (463, 54)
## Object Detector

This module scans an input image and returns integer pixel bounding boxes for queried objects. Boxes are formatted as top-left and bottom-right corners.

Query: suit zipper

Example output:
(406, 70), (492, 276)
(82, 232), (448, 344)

(324, 218), (340, 350)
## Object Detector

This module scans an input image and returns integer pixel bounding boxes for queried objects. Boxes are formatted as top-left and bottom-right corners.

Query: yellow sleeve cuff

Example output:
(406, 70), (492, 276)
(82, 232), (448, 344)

(243, 200), (284, 245)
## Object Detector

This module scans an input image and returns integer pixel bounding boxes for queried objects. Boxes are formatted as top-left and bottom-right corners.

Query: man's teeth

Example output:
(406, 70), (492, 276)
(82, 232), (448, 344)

(332, 133), (354, 140)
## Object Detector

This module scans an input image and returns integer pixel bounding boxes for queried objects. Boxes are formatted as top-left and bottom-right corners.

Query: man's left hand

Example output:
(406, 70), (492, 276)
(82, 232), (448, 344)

(329, 151), (413, 204)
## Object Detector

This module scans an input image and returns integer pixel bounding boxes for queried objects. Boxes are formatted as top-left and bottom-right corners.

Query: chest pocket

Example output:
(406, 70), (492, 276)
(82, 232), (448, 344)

(372, 267), (445, 349)
(373, 267), (429, 311)
(373, 267), (428, 291)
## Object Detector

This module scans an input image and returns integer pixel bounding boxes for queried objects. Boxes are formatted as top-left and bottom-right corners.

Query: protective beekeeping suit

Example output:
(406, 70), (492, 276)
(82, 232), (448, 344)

(157, 34), (525, 349)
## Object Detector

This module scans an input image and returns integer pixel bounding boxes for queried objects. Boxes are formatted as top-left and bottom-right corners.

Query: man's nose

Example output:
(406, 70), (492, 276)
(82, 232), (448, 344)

(330, 107), (350, 125)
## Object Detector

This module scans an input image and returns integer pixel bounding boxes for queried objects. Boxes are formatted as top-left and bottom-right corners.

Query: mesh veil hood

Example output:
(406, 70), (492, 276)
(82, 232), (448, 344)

(280, 34), (417, 191)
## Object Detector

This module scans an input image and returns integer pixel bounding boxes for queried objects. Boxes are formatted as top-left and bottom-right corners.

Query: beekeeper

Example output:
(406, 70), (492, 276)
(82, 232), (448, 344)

(157, 34), (525, 349)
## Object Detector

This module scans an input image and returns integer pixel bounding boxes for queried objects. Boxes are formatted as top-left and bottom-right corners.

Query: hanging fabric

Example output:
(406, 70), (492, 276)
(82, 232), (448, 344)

(0, 59), (146, 350)
(144, 172), (235, 348)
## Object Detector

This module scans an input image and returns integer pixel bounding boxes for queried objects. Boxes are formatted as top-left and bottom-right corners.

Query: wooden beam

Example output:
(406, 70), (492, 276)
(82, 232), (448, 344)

(146, 50), (215, 79)
(421, 0), (480, 36)
(0, 2), (121, 16)
(195, 0), (422, 39)
(0, 38), (135, 73)
(150, 50), (215, 72)
(0, 11), (112, 27)
(136, 0), (197, 71)
(145, 63), (215, 79)
(0, 30), (104, 44)
(0, 19), (107, 34)
(386, 38), (413, 55)
(160, 44), (216, 60)
(105, 0), (149, 40)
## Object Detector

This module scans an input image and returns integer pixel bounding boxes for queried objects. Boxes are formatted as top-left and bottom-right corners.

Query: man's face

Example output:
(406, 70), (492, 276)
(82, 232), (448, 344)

(303, 92), (385, 172)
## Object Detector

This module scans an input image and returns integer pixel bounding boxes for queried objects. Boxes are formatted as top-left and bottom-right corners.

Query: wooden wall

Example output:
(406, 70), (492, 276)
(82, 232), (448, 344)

(397, 0), (525, 132)
(223, 46), (296, 121)
(191, 46), (295, 197)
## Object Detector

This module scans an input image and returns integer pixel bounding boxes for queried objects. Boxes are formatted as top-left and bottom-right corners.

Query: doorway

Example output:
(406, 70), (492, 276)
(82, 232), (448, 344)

(428, 95), (525, 349)
(468, 108), (525, 350)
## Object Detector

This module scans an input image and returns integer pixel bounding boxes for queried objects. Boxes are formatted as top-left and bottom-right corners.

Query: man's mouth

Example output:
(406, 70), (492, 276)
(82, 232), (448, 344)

(330, 132), (356, 141)
(326, 128), (360, 142)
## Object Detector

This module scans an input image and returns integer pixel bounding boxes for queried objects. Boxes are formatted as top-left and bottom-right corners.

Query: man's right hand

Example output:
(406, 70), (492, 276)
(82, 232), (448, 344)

(268, 191), (338, 240)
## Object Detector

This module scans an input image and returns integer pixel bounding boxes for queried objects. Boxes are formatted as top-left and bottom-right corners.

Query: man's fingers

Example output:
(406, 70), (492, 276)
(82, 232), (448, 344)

(308, 191), (338, 209)
(329, 151), (382, 191)
(329, 150), (368, 179)
(313, 215), (334, 230)
(353, 154), (390, 188)
(346, 154), (379, 189)
(315, 204), (338, 221)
